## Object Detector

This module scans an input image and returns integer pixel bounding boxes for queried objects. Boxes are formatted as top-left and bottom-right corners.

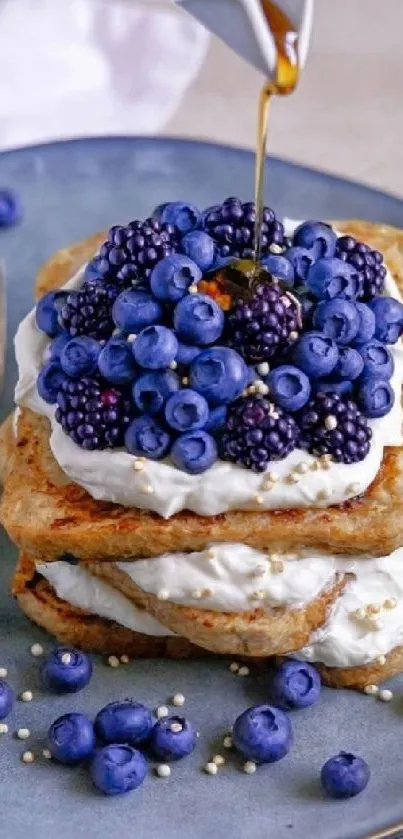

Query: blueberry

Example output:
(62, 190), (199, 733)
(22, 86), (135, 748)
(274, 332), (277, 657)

(313, 379), (353, 398)
(176, 341), (201, 367)
(189, 346), (248, 405)
(293, 221), (337, 259)
(112, 290), (163, 333)
(0, 188), (22, 227)
(267, 365), (311, 411)
(232, 704), (293, 763)
(321, 752), (370, 799)
(271, 660), (321, 710)
(90, 745), (147, 796)
(369, 296), (403, 344)
(204, 404), (227, 432)
(180, 231), (215, 272)
(133, 325), (178, 370)
(95, 700), (153, 746)
(47, 713), (95, 765)
(307, 257), (361, 300)
(133, 370), (180, 414)
(36, 290), (69, 337)
(41, 647), (93, 693)
(151, 201), (169, 222)
(358, 340), (394, 380)
(125, 415), (171, 459)
(98, 337), (138, 384)
(260, 254), (294, 286)
(0, 680), (14, 720)
(84, 256), (105, 283)
(357, 377), (395, 418)
(150, 254), (202, 303)
(160, 201), (200, 234)
(351, 302), (375, 345)
(333, 347), (364, 381)
(150, 715), (197, 761)
(45, 332), (71, 362)
(171, 430), (217, 474)
(292, 331), (339, 378)
(285, 246), (316, 284)
(174, 294), (224, 346)
(37, 361), (66, 404)
(60, 336), (101, 378)
(312, 298), (359, 345)
(165, 389), (209, 432)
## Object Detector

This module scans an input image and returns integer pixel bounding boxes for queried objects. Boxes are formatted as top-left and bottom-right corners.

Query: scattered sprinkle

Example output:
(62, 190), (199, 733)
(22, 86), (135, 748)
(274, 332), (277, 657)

(364, 684), (379, 696)
(243, 760), (257, 775)
(0, 668), (8, 679)
(347, 482), (360, 495)
(247, 384), (257, 395)
(142, 483), (154, 494)
(354, 608), (367, 620)
(223, 735), (233, 749)
(42, 749), (52, 760)
(376, 655), (386, 666)
(127, 334), (137, 343)
(22, 751), (35, 764)
(254, 494), (264, 504)
(156, 764), (171, 778)
(120, 654), (130, 664)
(262, 480), (273, 491)
(324, 415), (338, 431)
(191, 589), (203, 600)
(16, 728), (30, 740)
(267, 471), (279, 483)
(296, 461), (309, 474)
(61, 652), (72, 665)
(269, 243), (283, 255)
(384, 598), (397, 610)
(204, 762), (218, 775)
(289, 331), (298, 342)
(207, 548), (216, 560)
(252, 589), (265, 600)
(107, 655), (120, 669)
(30, 643), (44, 657)
(172, 693), (185, 707)
(169, 360), (178, 370)
(213, 754), (225, 766)
(170, 722), (183, 734)
(310, 460), (320, 471)
(157, 589), (170, 601)
(188, 284), (198, 295)
(366, 603), (381, 615)
(271, 559), (284, 574)
(0, 724), (8, 734)
(133, 460), (145, 472)
(379, 689), (393, 703)
(256, 362), (269, 377)
(316, 488), (331, 501)
(255, 381), (269, 396)
(238, 666), (250, 677)
(156, 706), (169, 719)
(286, 472), (300, 484)
(20, 691), (33, 703)
(182, 377), (189, 386)
(201, 588), (214, 598)
(229, 662), (240, 673)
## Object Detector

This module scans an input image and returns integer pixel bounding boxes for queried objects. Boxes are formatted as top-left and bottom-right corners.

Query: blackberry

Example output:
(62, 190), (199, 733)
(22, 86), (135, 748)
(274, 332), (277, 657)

(200, 196), (285, 261)
(226, 279), (301, 363)
(220, 395), (299, 472)
(96, 218), (180, 287)
(298, 393), (372, 464)
(59, 282), (119, 340)
(55, 376), (133, 450)
(335, 235), (386, 301)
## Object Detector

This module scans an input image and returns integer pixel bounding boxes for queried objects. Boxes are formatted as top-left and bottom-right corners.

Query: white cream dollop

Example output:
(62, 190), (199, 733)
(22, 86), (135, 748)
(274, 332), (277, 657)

(15, 220), (403, 518)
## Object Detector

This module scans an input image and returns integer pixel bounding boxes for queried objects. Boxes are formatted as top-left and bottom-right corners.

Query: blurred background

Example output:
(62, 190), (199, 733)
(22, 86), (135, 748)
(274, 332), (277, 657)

(0, 0), (402, 194)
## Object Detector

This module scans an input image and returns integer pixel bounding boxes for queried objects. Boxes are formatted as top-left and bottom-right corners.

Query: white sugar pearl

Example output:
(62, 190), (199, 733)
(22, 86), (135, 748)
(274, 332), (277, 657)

(30, 643), (44, 657)
(364, 684), (379, 696)
(223, 735), (233, 749)
(379, 689), (393, 702)
(244, 761), (257, 774)
(256, 362), (269, 377)
(213, 754), (225, 766)
(0, 724), (8, 734)
(238, 666), (250, 677)
(42, 749), (52, 760)
(172, 693), (185, 707)
(229, 662), (240, 673)
(107, 656), (120, 668)
(17, 728), (30, 740)
(120, 654), (130, 664)
(170, 722), (183, 733)
(204, 762), (218, 775)
(0, 668), (8, 679)
(22, 751), (35, 764)
(61, 652), (72, 665)
(20, 691), (33, 702)
(157, 589), (170, 601)
(133, 460), (145, 472)
(156, 706), (169, 719)
(156, 764), (171, 778)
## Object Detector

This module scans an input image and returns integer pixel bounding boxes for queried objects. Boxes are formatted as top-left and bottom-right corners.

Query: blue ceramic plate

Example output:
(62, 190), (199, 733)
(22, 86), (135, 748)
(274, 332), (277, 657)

(0, 137), (403, 839)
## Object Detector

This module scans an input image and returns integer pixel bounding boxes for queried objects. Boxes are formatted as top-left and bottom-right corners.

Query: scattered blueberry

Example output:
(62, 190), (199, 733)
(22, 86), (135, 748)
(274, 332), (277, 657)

(232, 704), (293, 763)
(176, 341), (201, 367)
(293, 221), (337, 259)
(133, 370), (180, 414)
(0, 188), (22, 227)
(220, 395), (299, 471)
(292, 331), (339, 378)
(150, 716), (197, 761)
(307, 257), (361, 300)
(98, 337), (138, 384)
(204, 404), (227, 432)
(60, 336), (101, 378)
(41, 647), (93, 693)
(160, 201), (200, 234)
(369, 296), (403, 344)
(226, 279), (301, 363)
(180, 231), (215, 272)
(333, 347), (364, 381)
(150, 254), (201, 302)
(357, 377), (395, 419)
(174, 294), (224, 346)
(165, 389), (209, 432)
(45, 332), (71, 363)
(312, 298), (359, 345)
(112, 290), (163, 334)
(151, 202), (169, 222)
(95, 700), (153, 746)
(125, 415), (171, 459)
(285, 246), (316, 285)
(260, 253), (295, 286)
(336, 234), (386, 300)
(90, 745), (147, 796)
(189, 346), (248, 406)
(0, 680), (14, 720)
(321, 752), (370, 799)
(299, 393), (372, 463)
(133, 325), (178, 370)
(37, 361), (66, 404)
(36, 290), (69, 338)
(171, 430), (217, 474)
(351, 302), (375, 345)
(358, 340), (394, 380)
(268, 365), (311, 412)
(271, 660), (321, 710)
(47, 713), (95, 765)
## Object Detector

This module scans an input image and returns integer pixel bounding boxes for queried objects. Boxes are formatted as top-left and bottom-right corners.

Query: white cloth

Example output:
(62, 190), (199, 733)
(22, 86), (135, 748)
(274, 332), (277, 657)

(0, 0), (209, 150)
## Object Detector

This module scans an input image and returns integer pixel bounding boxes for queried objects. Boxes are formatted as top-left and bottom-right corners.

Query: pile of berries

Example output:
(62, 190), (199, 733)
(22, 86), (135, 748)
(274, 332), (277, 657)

(35, 203), (403, 474)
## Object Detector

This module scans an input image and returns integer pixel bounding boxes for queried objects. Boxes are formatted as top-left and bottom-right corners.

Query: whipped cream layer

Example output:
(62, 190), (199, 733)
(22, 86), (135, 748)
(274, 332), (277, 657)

(15, 219), (403, 517)
(38, 542), (403, 668)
